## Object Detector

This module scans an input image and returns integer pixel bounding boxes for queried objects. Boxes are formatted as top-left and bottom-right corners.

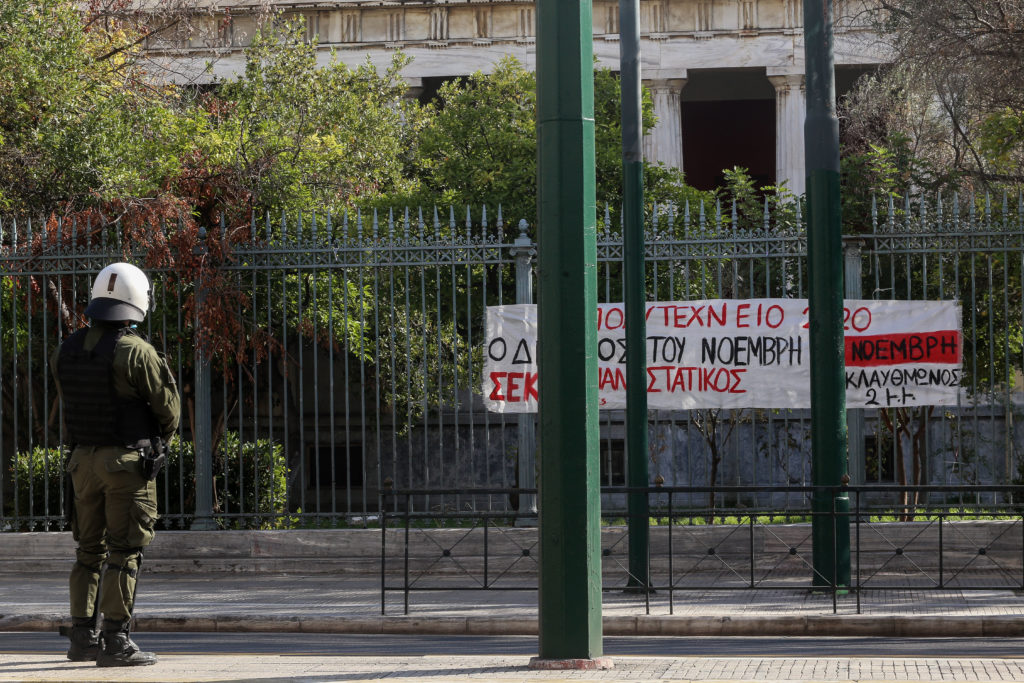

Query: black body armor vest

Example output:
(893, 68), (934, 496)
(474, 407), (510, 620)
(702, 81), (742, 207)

(56, 326), (158, 448)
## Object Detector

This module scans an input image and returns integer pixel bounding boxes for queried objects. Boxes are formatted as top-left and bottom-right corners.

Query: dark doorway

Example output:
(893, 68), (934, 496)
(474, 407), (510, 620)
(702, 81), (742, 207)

(682, 99), (775, 191)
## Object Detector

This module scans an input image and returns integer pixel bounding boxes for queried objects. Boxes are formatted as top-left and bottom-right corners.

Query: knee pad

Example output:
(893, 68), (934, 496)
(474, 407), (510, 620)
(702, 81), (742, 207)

(104, 549), (143, 579)
(75, 548), (107, 573)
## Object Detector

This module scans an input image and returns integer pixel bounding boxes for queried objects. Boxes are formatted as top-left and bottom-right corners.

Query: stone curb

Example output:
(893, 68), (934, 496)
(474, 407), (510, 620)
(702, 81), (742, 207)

(4, 613), (1023, 637)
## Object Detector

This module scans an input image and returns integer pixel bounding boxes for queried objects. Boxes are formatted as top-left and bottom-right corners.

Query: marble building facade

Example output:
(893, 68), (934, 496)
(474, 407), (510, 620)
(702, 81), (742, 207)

(152, 0), (888, 193)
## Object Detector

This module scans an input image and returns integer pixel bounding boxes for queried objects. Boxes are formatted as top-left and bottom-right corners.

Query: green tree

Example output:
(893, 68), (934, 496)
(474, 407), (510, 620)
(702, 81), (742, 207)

(0, 0), (198, 214)
(205, 20), (423, 217)
(413, 57), (537, 224)
(845, 0), (1024, 190)
(412, 57), (709, 227)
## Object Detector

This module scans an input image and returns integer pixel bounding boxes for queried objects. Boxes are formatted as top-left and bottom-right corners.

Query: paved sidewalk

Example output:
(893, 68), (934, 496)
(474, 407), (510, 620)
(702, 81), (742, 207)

(4, 573), (1024, 681)
(5, 652), (1024, 682)
(3, 572), (1024, 637)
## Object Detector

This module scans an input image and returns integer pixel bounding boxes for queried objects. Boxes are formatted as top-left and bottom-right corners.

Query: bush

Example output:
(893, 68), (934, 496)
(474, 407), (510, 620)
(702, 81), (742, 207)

(5, 432), (288, 531)
(7, 446), (66, 529)
(160, 431), (289, 529)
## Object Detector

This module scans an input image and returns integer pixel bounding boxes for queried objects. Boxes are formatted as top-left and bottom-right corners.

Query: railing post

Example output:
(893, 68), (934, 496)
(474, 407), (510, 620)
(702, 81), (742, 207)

(511, 219), (538, 524)
(191, 226), (216, 531)
(844, 238), (865, 486)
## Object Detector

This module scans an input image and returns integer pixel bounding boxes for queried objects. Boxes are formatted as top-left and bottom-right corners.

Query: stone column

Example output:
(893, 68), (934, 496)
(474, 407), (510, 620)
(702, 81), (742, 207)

(768, 72), (806, 196)
(642, 77), (686, 171)
(403, 77), (424, 101)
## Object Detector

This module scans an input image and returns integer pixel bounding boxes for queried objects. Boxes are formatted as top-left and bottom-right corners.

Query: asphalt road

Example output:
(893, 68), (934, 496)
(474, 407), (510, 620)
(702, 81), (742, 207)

(4, 633), (1024, 658)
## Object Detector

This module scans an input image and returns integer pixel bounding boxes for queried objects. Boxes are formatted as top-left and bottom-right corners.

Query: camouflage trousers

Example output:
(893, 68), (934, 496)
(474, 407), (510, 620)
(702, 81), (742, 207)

(67, 446), (158, 623)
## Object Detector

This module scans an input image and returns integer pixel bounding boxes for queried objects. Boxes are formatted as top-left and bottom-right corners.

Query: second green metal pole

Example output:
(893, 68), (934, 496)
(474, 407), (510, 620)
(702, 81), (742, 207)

(803, 0), (851, 588)
(619, 0), (650, 590)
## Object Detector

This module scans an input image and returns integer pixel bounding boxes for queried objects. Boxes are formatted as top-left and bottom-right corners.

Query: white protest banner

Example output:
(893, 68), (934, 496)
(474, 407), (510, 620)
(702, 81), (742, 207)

(483, 299), (962, 413)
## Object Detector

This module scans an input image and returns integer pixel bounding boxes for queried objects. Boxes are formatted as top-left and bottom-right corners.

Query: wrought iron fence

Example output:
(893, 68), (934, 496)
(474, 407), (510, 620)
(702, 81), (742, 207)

(1, 194), (1022, 530)
(380, 484), (1024, 615)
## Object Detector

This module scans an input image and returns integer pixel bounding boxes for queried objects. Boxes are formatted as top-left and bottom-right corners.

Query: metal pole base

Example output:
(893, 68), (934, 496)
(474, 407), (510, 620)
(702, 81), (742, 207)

(529, 657), (614, 670)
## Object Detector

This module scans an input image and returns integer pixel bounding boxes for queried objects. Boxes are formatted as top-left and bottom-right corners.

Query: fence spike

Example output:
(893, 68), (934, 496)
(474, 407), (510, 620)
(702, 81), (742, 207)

(871, 194), (878, 233)
(388, 207), (395, 243)
(372, 207), (380, 241)
(403, 207), (411, 241)
(481, 205), (488, 234)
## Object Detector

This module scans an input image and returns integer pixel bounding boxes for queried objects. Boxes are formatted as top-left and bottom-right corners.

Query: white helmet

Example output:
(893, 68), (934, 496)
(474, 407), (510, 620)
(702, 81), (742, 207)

(85, 262), (154, 323)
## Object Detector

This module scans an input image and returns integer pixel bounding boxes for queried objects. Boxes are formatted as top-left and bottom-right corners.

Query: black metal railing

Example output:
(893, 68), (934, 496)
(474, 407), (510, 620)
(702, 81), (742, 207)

(380, 484), (1024, 615)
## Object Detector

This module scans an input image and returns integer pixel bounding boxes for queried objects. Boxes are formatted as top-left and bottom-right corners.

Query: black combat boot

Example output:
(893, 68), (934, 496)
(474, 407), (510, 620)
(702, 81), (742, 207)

(96, 620), (157, 667)
(61, 616), (99, 661)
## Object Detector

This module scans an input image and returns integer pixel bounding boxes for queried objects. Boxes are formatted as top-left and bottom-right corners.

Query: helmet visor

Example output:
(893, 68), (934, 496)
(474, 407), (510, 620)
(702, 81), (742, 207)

(84, 297), (146, 323)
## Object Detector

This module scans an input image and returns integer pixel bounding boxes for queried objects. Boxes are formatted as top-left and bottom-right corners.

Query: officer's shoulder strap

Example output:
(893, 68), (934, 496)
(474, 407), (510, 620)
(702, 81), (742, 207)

(119, 326), (149, 343)
(65, 325), (128, 359)
(60, 328), (90, 353)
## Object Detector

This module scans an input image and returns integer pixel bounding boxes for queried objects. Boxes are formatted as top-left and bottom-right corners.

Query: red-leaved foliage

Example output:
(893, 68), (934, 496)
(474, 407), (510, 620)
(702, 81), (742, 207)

(14, 194), (278, 376)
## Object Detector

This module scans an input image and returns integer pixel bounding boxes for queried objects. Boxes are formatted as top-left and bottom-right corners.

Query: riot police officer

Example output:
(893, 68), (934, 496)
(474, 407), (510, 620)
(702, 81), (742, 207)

(53, 262), (180, 667)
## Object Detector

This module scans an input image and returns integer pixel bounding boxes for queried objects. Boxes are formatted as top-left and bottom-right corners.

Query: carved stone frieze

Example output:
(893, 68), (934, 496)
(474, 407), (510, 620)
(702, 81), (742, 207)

(157, 0), (878, 52)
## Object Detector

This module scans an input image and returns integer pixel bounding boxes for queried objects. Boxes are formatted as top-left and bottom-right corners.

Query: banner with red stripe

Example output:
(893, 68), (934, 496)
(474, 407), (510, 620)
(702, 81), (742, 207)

(484, 299), (962, 412)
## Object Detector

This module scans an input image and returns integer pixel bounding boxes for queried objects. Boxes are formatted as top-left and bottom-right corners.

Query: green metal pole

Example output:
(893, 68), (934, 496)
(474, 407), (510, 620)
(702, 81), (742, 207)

(803, 0), (851, 588)
(535, 0), (603, 660)
(619, 0), (650, 591)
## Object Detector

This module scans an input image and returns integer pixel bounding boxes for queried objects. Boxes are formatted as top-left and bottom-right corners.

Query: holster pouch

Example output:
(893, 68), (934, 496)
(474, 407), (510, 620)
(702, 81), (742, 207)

(63, 447), (75, 524)
(140, 437), (167, 481)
